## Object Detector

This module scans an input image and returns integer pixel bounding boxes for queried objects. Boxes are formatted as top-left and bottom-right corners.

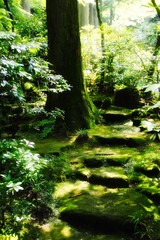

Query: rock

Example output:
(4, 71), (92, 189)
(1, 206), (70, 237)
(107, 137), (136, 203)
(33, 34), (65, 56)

(76, 167), (129, 188)
(75, 132), (90, 144)
(114, 87), (140, 109)
(106, 156), (129, 166)
(94, 97), (112, 109)
(134, 165), (159, 178)
(94, 135), (145, 147)
(55, 181), (159, 237)
(83, 157), (105, 168)
(102, 113), (131, 123)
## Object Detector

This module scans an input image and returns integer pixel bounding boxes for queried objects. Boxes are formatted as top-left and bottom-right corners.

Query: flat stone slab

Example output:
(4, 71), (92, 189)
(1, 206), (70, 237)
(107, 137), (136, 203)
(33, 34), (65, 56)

(83, 155), (129, 167)
(101, 106), (132, 122)
(102, 112), (131, 122)
(76, 167), (129, 188)
(55, 181), (159, 236)
(94, 135), (146, 147)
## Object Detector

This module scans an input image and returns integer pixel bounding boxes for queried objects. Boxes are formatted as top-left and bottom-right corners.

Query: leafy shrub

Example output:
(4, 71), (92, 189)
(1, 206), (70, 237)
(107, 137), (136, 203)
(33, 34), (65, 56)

(0, 139), (44, 233)
(0, 138), (70, 236)
(80, 23), (158, 95)
(141, 120), (160, 141)
(35, 108), (65, 138)
(0, 31), (70, 136)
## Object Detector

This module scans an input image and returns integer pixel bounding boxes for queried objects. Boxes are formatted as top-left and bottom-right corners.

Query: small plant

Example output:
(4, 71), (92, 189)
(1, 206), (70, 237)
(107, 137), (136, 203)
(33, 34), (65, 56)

(140, 120), (160, 141)
(0, 139), (52, 235)
(129, 213), (155, 240)
(75, 129), (90, 143)
(35, 108), (65, 138)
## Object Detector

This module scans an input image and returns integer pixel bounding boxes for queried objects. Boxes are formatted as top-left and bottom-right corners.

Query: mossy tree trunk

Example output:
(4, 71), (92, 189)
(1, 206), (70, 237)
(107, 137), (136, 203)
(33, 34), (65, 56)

(46, 0), (96, 131)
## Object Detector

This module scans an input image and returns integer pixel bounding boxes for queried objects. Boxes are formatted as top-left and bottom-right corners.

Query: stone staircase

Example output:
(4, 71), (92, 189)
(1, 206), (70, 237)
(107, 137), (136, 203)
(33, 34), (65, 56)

(49, 106), (160, 240)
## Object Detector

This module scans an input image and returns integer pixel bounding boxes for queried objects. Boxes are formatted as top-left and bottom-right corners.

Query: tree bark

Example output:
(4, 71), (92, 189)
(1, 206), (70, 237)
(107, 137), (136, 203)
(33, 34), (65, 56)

(46, 0), (96, 130)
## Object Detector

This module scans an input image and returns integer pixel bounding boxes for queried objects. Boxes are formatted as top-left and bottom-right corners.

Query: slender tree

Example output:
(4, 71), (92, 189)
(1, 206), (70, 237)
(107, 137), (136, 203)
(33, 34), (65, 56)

(46, 0), (96, 130)
(21, 0), (31, 13)
(148, 0), (160, 80)
(95, 0), (106, 90)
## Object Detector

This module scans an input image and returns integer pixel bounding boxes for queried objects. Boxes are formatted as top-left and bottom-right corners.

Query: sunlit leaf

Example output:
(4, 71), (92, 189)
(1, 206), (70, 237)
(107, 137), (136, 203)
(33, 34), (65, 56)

(141, 120), (154, 131)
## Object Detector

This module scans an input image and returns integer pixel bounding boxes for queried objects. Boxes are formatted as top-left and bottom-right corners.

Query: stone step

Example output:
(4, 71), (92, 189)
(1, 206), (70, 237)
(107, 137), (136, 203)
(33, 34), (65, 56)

(94, 135), (146, 147)
(83, 155), (130, 168)
(101, 106), (132, 123)
(75, 167), (129, 188)
(55, 181), (159, 238)
(40, 219), (130, 240)
(102, 112), (131, 123)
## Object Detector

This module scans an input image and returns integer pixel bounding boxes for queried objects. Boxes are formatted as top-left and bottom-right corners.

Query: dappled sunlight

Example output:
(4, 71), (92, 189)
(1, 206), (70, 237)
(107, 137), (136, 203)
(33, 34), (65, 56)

(54, 181), (89, 198)
(41, 220), (83, 239)
(81, 145), (139, 158)
(60, 226), (72, 238)
(79, 167), (128, 179)
(88, 123), (143, 139)
(1, 0), (160, 238)
(92, 167), (128, 179)
(34, 137), (71, 154)
(0, 236), (18, 240)
(54, 179), (120, 200)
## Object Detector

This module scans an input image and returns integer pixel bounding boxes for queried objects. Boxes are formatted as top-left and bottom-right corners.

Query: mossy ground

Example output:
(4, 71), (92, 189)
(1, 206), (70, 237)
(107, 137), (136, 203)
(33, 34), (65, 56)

(16, 114), (160, 239)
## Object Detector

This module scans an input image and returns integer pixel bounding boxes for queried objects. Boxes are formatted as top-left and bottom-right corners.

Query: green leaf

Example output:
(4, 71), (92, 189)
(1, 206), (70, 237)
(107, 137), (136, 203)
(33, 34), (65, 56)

(24, 82), (33, 90)
(141, 120), (154, 132)
(7, 181), (23, 195)
(144, 84), (160, 93)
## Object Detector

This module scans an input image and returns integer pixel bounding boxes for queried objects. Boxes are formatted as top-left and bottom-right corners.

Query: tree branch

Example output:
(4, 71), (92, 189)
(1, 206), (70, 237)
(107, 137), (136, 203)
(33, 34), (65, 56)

(151, 0), (160, 18)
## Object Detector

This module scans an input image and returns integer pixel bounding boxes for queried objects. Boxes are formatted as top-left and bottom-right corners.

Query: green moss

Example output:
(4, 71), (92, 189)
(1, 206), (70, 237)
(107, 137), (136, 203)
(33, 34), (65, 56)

(0, 236), (18, 240)
(55, 182), (158, 235)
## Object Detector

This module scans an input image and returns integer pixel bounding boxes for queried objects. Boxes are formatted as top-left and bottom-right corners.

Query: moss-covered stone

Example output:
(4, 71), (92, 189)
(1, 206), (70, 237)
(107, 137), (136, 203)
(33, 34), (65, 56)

(106, 155), (130, 166)
(134, 165), (159, 177)
(93, 135), (146, 147)
(102, 112), (131, 123)
(114, 87), (141, 109)
(55, 181), (158, 236)
(136, 177), (160, 205)
(83, 155), (129, 168)
(76, 167), (129, 188)
(83, 157), (104, 168)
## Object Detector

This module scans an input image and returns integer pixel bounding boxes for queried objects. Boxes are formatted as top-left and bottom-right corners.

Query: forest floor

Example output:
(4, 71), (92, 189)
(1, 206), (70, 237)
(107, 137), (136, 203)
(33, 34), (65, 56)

(25, 105), (160, 240)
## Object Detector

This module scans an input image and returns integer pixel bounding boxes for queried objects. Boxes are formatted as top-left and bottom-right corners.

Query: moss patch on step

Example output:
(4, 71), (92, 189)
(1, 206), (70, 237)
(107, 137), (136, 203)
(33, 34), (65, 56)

(76, 167), (129, 188)
(55, 181), (158, 235)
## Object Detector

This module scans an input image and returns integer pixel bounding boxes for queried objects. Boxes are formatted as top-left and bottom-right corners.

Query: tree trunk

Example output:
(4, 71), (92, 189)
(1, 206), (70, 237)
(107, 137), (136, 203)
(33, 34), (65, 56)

(148, 0), (160, 80)
(95, 0), (106, 89)
(109, 0), (114, 25)
(21, 0), (31, 13)
(46, 0), (96, 130)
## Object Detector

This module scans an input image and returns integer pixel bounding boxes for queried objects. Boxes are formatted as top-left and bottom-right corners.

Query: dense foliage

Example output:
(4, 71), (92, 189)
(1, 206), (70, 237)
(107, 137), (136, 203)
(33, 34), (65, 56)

(80, 0), (160, 140)
(0, 138), (70, 237)
(0, 0), (70, 236)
